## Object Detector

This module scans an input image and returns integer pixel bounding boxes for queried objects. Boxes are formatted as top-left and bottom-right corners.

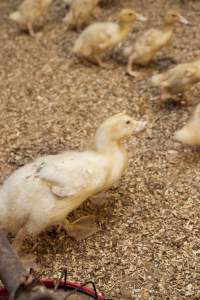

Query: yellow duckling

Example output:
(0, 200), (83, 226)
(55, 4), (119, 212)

(72, 8), (146, 67)
(174, 103), (200, 145)
(126, 10), (188, 77)
(63, 0), (99, 31)
(151, 59), (200, 102)
(0, 113), (146, 254)
(9, 0), (53, 36)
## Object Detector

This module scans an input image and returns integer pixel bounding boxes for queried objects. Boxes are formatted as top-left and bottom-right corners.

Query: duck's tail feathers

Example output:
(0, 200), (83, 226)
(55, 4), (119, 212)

(151, 73), (164, 86)
(9, 11), (22, 23)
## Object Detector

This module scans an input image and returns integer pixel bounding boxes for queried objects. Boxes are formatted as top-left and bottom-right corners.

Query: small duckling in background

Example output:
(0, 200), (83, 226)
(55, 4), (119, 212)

(151, 59), (200, 103)
(63, 0), (99, 31)
(0, 113), (146, 256)
(174, 103), (200, 145)
(125, 10), (188, 77)
(72, 8), (146, 67)
(9, 0), (53, 36)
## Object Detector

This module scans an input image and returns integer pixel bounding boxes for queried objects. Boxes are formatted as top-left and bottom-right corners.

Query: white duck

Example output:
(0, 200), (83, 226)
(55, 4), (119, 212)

(0, 113), (145, 254)
(9, 0), (53, 36)
(174, 103), (200, 145)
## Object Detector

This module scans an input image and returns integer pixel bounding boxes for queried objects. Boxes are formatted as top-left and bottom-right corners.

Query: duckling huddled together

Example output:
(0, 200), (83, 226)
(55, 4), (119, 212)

(3, 0), (200, 260)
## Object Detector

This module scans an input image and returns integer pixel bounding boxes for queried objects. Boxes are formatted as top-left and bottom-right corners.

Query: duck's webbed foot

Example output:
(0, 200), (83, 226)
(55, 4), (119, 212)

(127, 69), (144, 79)
(63, 215), (98, 241)
(27, 22), (35, 37)
(90, 192), (108, 207)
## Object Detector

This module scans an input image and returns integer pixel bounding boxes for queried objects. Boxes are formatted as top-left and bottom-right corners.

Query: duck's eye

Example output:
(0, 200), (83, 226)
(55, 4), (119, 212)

(128, 13), (133, 16)
(126, 120), (131, 125)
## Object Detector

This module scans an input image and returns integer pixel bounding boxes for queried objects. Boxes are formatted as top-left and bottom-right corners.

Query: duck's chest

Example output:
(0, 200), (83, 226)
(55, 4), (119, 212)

(155, 30), (172, 49)
(106, 147), (128, 186)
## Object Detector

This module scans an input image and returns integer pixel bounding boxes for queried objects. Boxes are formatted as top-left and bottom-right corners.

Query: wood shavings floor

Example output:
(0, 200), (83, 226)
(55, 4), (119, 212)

(0, 0), (200, 299)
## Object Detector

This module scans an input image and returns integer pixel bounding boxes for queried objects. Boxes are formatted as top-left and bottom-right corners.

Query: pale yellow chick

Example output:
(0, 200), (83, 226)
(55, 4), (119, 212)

(63, 0), (99, 31)
(72, 8), (146, 67)
(151, 59), (200, 102)
(174, 103), (200, 145)
(9, 0), (53, 36)
(126, 10), (188, 77)
(0, 113), (146, 255)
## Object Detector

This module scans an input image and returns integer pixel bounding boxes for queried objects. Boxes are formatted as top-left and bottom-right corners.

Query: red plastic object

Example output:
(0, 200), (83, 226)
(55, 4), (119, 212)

(0, 278), (105, 299)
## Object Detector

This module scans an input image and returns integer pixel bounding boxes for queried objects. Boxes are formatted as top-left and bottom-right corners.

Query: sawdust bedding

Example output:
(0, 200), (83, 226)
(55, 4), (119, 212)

(0, 0), (200, 299)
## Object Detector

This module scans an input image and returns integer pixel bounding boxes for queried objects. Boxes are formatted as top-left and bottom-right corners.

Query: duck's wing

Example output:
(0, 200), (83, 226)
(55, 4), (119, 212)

(91, 23), (118, 48)
(136, 29), (161, 49)
(38, 152), (107, 198)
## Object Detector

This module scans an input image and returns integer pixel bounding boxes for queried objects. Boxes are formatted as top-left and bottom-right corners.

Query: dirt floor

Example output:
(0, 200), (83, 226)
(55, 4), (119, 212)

(0, 0), (200, 299)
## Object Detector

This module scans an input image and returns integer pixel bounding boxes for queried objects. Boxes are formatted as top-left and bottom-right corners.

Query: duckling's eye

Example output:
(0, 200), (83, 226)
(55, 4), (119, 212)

(126, 120), (131, 125)
(128, 13), (133, 16)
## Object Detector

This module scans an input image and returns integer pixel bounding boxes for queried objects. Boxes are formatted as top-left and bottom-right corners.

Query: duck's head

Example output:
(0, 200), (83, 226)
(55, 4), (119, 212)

(165, 10), (189, 25)
(117, 8), (146, 25)
(95, 113), (146, 150)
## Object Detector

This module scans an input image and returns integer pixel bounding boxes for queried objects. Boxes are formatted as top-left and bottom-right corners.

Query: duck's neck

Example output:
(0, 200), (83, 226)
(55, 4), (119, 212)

(162, 21), (175, 33)
(117, 21), (132, 39)
(95, 131), (128, 187)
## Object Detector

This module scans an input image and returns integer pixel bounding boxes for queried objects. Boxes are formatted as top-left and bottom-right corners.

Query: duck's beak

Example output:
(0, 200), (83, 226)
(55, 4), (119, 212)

(136, 14), (147, 22)
(179, 15), (189, 25)
(134, 120), (146, 134)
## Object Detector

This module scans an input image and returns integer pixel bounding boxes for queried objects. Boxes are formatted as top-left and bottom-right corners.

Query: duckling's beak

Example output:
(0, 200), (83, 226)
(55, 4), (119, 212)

(134, 120), (146, 134)
(136, 14), (147, 22)
(179, 16), (189, 25)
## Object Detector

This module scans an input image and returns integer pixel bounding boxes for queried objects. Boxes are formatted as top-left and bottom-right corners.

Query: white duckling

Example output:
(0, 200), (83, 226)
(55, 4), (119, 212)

(63, 0), (99, 31)
(9, 0), (53, 36)
(126, 10), (188, 77)
(174, 103), (200, 145)
(0, 113), (146, 254)
(72, 8), (146, 67)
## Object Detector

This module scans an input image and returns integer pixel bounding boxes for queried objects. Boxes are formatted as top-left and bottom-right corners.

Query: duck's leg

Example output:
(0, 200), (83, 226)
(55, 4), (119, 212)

(27, 22), (35, 37)
(127, 53), (143, 78)
(94, 55), (109, 68)
(48, 200), (98, 240)
(63, 216), (98, 241)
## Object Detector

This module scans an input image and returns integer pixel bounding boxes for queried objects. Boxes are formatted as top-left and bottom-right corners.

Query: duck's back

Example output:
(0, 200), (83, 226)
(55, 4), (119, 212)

(73, 22), (119, 54)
